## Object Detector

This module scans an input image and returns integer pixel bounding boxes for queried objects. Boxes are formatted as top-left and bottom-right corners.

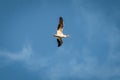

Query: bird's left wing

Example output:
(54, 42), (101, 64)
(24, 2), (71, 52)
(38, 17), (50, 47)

(57, 38), (63, 47)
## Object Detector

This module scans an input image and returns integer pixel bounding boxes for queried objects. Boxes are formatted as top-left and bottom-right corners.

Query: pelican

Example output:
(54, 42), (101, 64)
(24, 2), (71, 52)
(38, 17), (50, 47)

(54, 17), (69, 47)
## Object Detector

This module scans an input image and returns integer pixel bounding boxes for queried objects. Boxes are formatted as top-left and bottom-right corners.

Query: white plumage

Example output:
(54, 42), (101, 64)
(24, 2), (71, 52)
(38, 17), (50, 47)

(54, 17), (69, 47)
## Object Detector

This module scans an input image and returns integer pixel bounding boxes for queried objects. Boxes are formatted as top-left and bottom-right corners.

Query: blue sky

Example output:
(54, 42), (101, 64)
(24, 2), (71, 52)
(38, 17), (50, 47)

(0, 0), (120, 80)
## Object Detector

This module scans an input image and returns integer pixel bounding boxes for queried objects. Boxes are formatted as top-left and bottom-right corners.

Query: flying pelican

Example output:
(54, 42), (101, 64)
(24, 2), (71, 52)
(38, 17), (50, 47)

(54, 16), (69, 47)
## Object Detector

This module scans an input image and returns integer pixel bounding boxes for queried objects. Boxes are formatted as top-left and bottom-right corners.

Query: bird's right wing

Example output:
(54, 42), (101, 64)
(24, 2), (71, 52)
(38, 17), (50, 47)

(57, 17), (64, 34)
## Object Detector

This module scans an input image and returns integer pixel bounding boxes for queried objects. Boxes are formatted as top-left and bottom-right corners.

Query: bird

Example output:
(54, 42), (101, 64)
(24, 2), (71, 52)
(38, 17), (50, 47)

(54, 16), (69, 47)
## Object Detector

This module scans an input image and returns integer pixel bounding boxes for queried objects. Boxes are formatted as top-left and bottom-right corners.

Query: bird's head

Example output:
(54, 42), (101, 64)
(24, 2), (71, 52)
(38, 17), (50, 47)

(65, 34), (70, 38)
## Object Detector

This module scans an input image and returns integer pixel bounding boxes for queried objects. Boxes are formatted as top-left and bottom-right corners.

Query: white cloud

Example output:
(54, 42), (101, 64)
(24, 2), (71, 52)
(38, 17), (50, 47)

(0, 45), (49, 72)
(0, 39), (120, 80)
(0, 45), (32, 61)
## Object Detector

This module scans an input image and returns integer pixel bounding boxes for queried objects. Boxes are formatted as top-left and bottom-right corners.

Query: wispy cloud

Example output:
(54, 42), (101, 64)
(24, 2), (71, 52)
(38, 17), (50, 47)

(0, 41), (120, 80)
(0, 45), (50, 71)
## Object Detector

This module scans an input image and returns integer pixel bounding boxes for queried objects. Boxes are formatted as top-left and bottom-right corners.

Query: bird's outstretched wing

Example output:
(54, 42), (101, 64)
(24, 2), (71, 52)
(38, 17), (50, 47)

(57, 17), (64, 34)
(57, 38), (63, 47)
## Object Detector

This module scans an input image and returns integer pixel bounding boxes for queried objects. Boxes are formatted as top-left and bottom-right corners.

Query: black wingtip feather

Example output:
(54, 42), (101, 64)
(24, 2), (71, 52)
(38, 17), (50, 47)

(57, 38), (63, 47)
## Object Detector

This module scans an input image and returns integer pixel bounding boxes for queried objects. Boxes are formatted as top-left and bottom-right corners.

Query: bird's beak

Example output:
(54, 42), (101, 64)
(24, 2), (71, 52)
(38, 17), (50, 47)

(67, 34), (70, 37)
